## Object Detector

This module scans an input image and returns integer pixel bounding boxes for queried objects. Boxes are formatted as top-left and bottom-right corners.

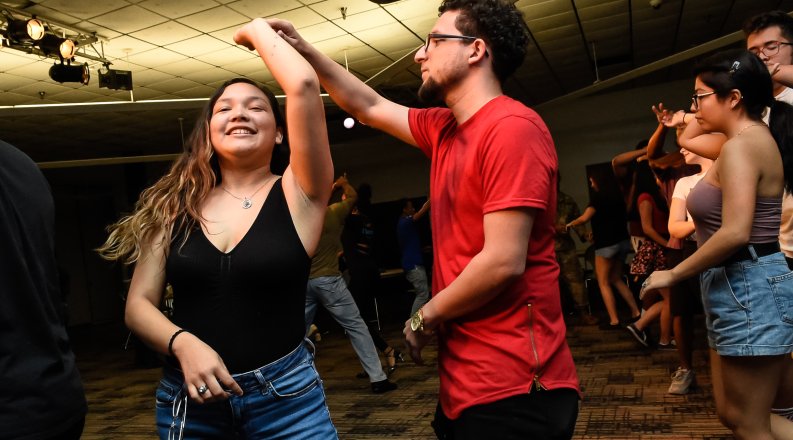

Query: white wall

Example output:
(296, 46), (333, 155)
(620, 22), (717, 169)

(539, 77), (692, 209)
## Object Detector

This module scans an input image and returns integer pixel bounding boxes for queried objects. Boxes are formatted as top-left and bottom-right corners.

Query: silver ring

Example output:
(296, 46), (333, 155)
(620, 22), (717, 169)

(197, 385), (208, 395)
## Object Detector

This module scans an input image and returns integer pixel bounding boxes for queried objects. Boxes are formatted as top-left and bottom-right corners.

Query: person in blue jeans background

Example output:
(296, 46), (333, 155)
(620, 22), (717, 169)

(98, 18), (337, 439)
(397, 198), (431, 316)
(304, 175), (397, 392)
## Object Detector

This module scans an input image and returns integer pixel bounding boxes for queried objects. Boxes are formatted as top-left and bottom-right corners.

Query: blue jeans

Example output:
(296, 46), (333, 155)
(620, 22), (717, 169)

(156, 341), (337, 440)
(305, 275), (386, 382)
(700, 251), (793, 356)
(405, 265), (430, 316)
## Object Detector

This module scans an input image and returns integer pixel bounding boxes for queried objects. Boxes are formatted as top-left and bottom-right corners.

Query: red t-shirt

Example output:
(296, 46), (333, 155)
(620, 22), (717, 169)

(409, 96), (580, 419)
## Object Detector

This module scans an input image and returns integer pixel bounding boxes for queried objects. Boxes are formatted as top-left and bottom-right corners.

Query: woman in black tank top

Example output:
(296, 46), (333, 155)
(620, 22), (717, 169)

(99, 19), (337, 439)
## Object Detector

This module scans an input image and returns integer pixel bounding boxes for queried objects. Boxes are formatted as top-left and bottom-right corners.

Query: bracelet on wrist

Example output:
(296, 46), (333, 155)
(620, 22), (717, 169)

(168, 329), (188, 357)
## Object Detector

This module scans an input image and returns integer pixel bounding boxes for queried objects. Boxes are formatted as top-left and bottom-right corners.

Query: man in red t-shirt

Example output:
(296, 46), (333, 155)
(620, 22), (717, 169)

(270, 1), (579, 437)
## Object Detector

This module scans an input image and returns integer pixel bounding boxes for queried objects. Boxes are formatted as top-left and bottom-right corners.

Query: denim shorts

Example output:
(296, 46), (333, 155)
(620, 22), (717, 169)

(700, 251), (793, 356)
(156, 340), (338, 439)
(594, 239), (632, 260)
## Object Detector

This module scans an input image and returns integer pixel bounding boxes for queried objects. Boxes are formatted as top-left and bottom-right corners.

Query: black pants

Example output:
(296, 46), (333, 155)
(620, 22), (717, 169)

(432, 388), (579, 440)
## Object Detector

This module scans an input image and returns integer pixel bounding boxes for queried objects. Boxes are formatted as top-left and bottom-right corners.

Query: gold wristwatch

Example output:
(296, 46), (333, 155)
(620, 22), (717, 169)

(410, 308), (425, 332)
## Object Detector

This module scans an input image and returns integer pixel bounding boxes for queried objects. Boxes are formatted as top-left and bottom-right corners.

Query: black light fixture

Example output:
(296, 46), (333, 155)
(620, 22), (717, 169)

(3, 15), (45, 43)
(49, 61), (90, 85)
(37, 33), (77, 60)
(99, 64), (133, 90)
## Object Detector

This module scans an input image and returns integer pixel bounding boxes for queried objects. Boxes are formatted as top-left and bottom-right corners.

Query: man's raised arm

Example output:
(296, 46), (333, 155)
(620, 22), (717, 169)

(268, 18), (417, 147)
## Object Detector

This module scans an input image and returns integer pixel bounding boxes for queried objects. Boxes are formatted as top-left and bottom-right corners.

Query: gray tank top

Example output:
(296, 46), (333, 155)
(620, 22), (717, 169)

(687, 179), (781, 247)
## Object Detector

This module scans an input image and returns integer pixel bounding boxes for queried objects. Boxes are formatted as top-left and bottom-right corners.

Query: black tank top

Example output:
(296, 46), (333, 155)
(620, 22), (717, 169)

(166, 178), (309, 373)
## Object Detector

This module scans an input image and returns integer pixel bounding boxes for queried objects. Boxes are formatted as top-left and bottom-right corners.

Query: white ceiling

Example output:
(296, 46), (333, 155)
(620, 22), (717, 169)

(1, 0), (793, 162)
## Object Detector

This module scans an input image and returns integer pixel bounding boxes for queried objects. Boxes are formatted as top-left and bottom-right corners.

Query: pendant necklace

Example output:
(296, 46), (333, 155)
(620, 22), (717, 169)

(221, 178), (270, 209)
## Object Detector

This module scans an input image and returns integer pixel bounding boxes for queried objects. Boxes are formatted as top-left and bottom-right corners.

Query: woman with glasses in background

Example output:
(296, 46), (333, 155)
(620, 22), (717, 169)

(642, 49), (793, 439)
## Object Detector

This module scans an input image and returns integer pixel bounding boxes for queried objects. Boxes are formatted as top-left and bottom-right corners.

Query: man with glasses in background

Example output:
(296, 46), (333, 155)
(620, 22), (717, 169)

(268, 0), (580, 438)
(744, 10), (793, 427)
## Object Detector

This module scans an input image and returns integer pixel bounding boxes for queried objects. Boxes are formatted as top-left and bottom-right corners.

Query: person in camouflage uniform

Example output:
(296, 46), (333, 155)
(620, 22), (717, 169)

(555, 184), (599, 325)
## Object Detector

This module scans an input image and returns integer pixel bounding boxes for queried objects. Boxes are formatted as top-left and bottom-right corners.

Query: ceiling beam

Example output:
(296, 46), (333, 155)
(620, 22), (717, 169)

(536, 28), (744, 109)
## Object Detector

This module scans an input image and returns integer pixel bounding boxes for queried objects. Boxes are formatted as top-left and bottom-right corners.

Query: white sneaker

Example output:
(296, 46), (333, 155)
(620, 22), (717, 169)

(668, 367), (695, 395)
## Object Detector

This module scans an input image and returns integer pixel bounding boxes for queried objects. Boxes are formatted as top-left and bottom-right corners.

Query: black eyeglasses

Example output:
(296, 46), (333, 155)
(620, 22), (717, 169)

(748, 40), (793, 57)
(691, 91), (716, 110)
(424, 33), (478, 52)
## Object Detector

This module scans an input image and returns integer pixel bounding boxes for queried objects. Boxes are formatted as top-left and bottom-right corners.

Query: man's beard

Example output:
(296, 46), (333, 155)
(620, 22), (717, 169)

(418, 77), (443, 103)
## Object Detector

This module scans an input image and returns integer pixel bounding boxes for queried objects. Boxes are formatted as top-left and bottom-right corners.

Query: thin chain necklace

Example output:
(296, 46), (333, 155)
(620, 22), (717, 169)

(736, 122), (766, 136)
(221, 177), (271, 209)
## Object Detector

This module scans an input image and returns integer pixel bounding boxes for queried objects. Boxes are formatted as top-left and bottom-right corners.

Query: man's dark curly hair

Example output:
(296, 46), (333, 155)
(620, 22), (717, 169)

(438, 0), (529, 84)
(743, 10), (793, 42)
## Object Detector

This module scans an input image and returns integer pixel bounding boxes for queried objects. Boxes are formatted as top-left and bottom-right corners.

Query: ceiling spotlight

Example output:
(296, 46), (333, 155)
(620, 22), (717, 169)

(26, 17), (45, 40)
(99, 65), (133, 90)
(49, 61), (89, 85)
(37, 34), (75, 59)
(4, 16), (45, 43)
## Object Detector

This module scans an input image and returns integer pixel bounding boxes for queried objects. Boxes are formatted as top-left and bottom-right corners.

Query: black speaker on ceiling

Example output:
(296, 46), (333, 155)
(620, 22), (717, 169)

(99, 69), (133, 91)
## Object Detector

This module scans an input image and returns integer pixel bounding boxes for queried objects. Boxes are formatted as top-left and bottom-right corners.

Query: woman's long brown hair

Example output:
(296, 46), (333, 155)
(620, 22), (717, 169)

(97, 78), (284, 264)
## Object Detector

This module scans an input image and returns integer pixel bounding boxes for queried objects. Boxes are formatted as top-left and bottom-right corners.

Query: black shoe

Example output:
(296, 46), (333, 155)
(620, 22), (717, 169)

(626, 324), (649, 347)
(371, 379), (397, 394)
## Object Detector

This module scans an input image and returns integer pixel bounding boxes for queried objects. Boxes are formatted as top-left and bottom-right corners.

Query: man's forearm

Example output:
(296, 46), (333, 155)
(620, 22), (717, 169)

(298, 38), (384, 123)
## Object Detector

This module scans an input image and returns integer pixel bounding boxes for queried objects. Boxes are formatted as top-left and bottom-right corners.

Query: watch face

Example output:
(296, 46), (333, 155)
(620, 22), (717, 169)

(410, 312), (421, 332)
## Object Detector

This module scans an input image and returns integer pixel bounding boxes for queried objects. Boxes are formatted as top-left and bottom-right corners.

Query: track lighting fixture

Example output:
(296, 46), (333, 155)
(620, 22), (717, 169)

(37, 33), (77, 60)
(1, 6), (110, 85)
(49, 61), (90, 85)
(2, 15), (44, 43)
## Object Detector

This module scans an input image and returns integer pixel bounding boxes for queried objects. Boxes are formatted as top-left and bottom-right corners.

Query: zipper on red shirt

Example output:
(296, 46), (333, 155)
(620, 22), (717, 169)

(527, 303), (546, 391)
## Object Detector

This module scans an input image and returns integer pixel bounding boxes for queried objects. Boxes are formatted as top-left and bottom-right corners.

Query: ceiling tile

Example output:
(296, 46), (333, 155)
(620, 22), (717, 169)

(172, 84), (216, 98)
(88, 5), (169, 34)
(129, 21), (202, 46)
(155, 58), (215, 76)
(178, 7), (249, 33)
(221, 56), (272, 76)
(356, 24), (417, 55)
(0, 91), (34, 106)
(37, 0), (130, 20)
(291, 21), (348, 44)
(130, 68), (175, 85)
(136, 0), (217, 19)
(382, 0), (439, 21)
(225, 0), (303, 18)
(167, 35), (233, 58)
(145, 77), (202, 94)
(180, 67), (239, 84)
(197, 46), (257, 68)
(125, 47), (187, 66)
(24, 4), (83, 26)
(103, 35), (158, 59)
(269, 6), (326, 28)
(308, 0), (378, 19)
(333, 8), (393, 33)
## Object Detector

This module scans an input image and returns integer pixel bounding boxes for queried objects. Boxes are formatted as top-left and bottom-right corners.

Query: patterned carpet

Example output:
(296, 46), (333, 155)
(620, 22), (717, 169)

(72, 313), (731, 439)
